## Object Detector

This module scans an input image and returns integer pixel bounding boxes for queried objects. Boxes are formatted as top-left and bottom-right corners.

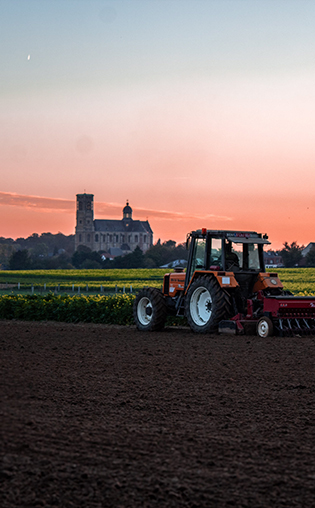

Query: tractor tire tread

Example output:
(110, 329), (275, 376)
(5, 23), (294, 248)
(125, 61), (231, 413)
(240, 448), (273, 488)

(185, 276), (231, 333)
(133, 287), (167, 331)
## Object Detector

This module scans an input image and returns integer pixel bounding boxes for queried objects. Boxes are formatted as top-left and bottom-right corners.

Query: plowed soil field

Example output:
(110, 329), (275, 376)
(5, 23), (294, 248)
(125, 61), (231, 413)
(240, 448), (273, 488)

(1, 321), (315, 507)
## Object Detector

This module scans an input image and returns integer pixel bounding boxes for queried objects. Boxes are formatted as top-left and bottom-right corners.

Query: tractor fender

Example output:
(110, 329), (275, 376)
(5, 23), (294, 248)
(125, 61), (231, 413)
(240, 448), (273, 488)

(252, 272), (283, 292)
(185, 271), (239, 295)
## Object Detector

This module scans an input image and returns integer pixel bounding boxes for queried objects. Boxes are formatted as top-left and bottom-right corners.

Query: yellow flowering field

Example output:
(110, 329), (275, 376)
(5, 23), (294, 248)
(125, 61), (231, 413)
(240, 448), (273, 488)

(275, 268), (315, 296)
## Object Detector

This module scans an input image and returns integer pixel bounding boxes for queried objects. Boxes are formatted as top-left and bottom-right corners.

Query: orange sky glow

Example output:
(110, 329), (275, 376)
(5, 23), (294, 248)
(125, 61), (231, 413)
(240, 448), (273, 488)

(1, 1), (315, 252)
(0, 191), (313, 251)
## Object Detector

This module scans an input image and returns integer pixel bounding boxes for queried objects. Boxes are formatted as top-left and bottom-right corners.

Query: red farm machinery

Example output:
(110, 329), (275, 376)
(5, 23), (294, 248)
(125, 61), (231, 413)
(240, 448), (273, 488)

(133, 229), (315, 337)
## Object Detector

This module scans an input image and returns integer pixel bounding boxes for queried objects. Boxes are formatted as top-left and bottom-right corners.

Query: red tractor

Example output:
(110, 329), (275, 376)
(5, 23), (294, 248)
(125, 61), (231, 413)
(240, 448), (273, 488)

(133, 229), (315, 337)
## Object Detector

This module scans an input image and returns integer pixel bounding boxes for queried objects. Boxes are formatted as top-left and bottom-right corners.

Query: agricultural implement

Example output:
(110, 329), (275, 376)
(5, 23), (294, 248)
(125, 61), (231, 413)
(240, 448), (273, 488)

(133, 229), (315, 337)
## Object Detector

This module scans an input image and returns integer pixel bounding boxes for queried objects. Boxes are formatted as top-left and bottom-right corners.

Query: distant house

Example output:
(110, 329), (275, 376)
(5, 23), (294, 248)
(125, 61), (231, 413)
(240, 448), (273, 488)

(75, 194), (153, 253)
(101, 252), (115, 261)
(302, 243), (315, 257)
(264, 251), (284, 268)
(160, 259), (188, 269)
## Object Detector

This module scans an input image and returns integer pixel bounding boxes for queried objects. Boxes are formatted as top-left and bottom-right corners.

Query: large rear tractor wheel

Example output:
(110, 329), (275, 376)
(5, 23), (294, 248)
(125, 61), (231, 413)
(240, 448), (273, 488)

(133, 288), (167, 331)
(185, 276), (230, 333)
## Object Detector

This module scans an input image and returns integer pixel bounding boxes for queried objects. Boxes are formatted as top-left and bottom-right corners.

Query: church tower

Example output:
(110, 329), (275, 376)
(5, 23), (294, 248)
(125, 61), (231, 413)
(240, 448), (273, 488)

(122, 200), (132, 223)
(75, 193), (94, 250)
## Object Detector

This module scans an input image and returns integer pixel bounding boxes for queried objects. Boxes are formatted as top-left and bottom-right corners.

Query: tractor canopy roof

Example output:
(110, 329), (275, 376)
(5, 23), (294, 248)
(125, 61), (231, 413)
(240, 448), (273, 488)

(190, 229), (271, 245)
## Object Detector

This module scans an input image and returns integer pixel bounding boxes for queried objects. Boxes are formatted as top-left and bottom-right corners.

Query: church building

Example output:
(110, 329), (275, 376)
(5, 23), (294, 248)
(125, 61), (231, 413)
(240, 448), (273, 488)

(74, 193), (153, 254)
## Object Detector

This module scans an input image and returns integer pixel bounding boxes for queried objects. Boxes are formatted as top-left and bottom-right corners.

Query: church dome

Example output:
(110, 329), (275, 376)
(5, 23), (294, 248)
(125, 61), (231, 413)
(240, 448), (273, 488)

(123, 200), (132, 220)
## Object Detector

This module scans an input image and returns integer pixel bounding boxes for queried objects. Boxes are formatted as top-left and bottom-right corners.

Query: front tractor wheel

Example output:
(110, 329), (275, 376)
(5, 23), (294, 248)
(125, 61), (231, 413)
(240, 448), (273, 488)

(257, 317), (274, 338)
(185, 276), (230, 333)
(133, 288), (167, 331)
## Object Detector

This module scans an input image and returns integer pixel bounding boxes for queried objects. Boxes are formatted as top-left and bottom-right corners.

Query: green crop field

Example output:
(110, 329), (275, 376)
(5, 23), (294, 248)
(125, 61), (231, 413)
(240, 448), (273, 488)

(0, 268), (315, 295)
(0, 268), (170, 293)
(274, 268), (315, 296)
(0, 268), (315, 326)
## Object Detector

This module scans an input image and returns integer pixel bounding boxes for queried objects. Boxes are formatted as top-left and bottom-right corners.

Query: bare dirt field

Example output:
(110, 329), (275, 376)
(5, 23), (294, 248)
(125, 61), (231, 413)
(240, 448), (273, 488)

(1, 321), (315, 507)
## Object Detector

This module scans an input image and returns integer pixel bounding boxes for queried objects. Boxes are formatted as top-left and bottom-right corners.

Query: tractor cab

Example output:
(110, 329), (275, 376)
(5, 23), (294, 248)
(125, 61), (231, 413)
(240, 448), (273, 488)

(185, 229), (271, 298)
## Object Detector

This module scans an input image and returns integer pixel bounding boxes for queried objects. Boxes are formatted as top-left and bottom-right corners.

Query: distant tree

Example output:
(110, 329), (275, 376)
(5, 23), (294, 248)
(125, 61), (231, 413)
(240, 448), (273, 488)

(0, 237), (14, 245)
(163, 240), (176, 249)
(127, 246), (144, 268)
(0, 244), (16, 266)
(29, 242), (49, 258)
(72, 246), (91, 268)
(113, 246), (144, 268)
(305, 247), (315, 267)
(81, 259), (102, 269)
(36, 253), (73, 270)
(9, 249), (32, 270)
(143, 240), (188, 268)
(280, 241), (304, 268)
(72, 247), (103, 269)
(143, 256), (156, 268)
(15, 238), (27, 250)
(56, 253), (73, 269)
(174, 242), (187, 260)
(29, 233), (39, 241)
(143, 240), (175, 267)
(0, 232), (74, 269)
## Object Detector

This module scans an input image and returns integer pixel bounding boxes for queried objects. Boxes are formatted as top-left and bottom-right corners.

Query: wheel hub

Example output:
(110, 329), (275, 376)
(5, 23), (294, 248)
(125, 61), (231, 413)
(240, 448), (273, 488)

(137, 296), (153, 325)
(257, 317), (273, 338)
(190, 286), (212, 326)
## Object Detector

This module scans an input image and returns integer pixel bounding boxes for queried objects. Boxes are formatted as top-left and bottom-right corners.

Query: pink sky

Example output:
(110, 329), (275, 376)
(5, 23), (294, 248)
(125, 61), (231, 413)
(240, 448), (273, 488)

(1, 1), (315, 251)
(2, 76), (315, 250)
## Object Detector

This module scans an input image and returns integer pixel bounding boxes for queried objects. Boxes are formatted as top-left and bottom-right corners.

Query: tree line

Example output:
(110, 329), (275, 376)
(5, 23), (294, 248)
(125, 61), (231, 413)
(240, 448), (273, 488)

(0, 233), (74, 270)
(1, 234), (188, 270)
(280, 241), (315, 268)
(1, 232), (314, 270)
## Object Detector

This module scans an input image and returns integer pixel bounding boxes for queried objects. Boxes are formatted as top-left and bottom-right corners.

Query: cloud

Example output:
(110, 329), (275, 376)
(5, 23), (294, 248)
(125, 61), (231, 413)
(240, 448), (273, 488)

(0, 192), (232, 223)
(0, 192), (74, 213)
(126, 206), (232, 223)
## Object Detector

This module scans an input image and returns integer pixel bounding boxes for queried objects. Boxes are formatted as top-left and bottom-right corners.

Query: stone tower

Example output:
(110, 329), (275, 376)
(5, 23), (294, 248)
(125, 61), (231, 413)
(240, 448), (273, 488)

(122, 200), (132, 227)
(75, 193), (94, 250)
